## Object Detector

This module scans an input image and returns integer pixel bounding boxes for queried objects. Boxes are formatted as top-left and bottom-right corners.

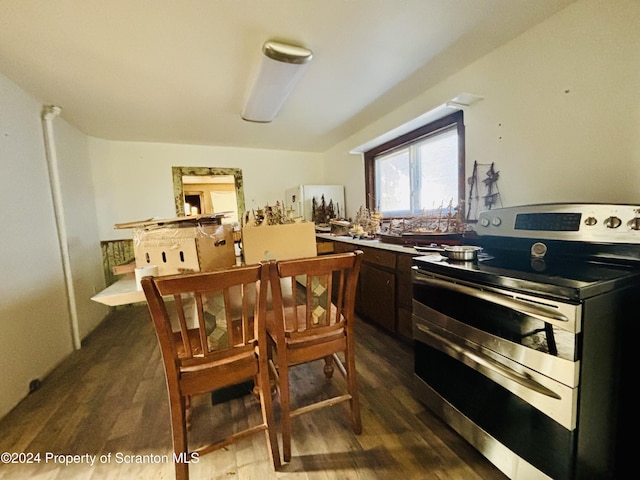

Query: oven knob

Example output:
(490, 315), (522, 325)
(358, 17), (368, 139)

(584, 216), (597, 226)
(604, 216), (622, 229)
(628, 217), (640, 230)
(491, 216), (502, 226)
(531, 242), (547, 258)
(480, 217), (490, 227)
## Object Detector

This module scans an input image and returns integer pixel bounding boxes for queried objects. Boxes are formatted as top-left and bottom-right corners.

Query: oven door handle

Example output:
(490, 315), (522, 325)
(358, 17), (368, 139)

(413, 272), (569, 323)
(416, 324), (562, 400)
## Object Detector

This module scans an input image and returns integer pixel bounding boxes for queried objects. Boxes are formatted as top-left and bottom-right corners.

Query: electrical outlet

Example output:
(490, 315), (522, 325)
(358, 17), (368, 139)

(29, 379), (42, 393)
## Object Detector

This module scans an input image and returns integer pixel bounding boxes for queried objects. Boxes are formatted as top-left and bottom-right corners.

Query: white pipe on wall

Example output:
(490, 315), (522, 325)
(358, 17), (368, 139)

(41, 105), (81, 350)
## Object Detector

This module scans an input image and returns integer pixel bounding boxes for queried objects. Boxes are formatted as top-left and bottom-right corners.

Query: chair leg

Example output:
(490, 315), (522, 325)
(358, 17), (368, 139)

(258, 356), (281, 469)
(345, 345), (362, 435)
(279, 359), (293, 462)
(323, 355), (335, 379)
(170, 396), (190, 480)
(252, 375), (261, 399)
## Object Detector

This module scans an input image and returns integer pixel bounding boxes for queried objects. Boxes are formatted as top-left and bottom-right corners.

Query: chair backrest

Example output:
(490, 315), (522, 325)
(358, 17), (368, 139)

(141, 264), (268, 393)
(268, 251), (363, 339)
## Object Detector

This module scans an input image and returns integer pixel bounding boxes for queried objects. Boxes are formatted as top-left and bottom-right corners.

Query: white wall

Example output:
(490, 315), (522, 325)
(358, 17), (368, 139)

(0, 73), (74, 418)
(0, 74), (106, 419)
(89, 139), (325, 241)
(326, 0), (640, 218)
(53, 119), (108, 338)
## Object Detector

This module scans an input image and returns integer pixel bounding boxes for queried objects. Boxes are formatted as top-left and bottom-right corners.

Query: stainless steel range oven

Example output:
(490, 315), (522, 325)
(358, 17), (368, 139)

(412, 204), (640, 480)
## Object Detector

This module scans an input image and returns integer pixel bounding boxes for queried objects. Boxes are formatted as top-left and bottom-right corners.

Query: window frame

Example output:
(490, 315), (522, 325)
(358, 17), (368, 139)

(364, 110), (465, 218)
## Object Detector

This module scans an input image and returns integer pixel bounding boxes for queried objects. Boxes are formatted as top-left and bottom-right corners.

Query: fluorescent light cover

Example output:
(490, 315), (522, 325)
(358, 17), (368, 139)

(241, 41), (313, 123)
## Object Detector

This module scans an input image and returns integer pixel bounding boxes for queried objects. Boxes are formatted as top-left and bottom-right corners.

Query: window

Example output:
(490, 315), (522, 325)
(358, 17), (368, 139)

(364, 111), (464, 217)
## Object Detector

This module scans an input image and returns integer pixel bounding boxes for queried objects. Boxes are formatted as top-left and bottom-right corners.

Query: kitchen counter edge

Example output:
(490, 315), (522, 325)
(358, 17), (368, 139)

(316, 233), (422, 256)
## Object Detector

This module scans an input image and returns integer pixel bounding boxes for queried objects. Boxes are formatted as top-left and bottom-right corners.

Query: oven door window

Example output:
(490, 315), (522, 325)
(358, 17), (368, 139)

(413, 278), (579, 362)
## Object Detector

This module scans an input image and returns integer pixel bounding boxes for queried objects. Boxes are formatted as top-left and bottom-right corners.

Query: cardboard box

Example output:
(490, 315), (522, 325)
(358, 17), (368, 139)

(117, 216), (236, 276)
(242, 221), (317, 265)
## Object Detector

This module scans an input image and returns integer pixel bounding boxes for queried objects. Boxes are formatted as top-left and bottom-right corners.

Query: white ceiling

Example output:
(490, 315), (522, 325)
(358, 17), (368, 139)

(0, 0), (575, 152)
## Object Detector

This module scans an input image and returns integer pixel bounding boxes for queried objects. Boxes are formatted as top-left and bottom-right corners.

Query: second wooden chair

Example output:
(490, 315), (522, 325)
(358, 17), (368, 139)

(265, 250), (364, 462)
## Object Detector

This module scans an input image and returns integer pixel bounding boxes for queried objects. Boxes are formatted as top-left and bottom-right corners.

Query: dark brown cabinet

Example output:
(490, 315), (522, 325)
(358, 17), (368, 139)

(326, 238), (416, 340)
(395, 253), (415, 339)
(358, 261), (396, 333)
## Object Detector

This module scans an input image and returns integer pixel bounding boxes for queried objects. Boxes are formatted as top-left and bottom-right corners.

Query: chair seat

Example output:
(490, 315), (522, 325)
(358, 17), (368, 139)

(179, 349), (259, 397)
(179, 343), (256, 371)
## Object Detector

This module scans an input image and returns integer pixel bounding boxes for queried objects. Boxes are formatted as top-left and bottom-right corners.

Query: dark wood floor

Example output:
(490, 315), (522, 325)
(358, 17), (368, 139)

(0, 305), (507, 480)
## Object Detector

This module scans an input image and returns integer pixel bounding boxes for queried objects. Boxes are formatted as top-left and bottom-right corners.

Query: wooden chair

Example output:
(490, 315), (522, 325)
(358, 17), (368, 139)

(266, 250), (364, 462)
(141, 264), (280, 480)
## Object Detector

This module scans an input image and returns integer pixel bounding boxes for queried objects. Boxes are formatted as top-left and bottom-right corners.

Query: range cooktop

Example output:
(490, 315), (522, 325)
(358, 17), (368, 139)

(413, 203), (640, 302)
(413, 253), (640, 302)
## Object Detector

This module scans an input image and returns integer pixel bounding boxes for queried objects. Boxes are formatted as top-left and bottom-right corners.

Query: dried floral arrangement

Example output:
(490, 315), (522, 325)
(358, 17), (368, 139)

(381, 200), (463, 236)
(311, 194), (340, 225)
(247, 201), (296, 226)
(350, 205), (382, 237)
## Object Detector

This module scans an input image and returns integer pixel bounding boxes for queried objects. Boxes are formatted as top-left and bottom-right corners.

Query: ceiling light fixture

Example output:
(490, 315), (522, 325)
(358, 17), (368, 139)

(241, 40), (313, 123)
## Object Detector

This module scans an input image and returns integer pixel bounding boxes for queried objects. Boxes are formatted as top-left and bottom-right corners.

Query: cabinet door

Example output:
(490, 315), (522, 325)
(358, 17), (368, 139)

(358, 262), (395, 333)
(396, 307), (413, 340)
(316, 240), (335, 255)
(396, 253), (415, 339)
(395, 254), (414, 310)
(334, 241), (357, 254)
(359, 246), (396, 269)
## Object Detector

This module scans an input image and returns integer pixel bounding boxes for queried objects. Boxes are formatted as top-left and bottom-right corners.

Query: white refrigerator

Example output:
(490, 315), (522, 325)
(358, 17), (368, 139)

(284, 185), (345, 223)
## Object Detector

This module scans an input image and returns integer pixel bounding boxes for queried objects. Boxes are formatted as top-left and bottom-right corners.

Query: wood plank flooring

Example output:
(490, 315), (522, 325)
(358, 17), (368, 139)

(0, 305), (507, 480)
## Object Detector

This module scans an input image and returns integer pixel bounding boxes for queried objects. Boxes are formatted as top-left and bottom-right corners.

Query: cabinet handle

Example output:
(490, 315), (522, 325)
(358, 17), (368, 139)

(413, 271), (569, 324)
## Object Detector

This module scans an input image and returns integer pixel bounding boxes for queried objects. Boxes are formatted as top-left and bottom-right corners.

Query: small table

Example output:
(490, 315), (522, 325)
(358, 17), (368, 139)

(91, 277), (146, 306)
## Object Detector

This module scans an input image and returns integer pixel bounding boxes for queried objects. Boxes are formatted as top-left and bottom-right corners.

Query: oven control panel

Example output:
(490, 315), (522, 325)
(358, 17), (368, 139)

(477, 203), (640, 243)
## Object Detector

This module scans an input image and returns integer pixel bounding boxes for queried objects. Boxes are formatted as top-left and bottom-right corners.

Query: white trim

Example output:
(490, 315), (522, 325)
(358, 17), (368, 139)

(42, 105), (81, 350)
(349, 93), (483, 154)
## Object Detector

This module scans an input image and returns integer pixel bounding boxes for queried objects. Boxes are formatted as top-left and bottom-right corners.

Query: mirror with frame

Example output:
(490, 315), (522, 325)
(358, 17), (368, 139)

(172, 166), (245, 224)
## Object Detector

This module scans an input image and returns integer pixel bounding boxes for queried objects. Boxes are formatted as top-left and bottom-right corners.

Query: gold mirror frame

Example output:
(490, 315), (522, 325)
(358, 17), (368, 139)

(172, 166), (245, 219)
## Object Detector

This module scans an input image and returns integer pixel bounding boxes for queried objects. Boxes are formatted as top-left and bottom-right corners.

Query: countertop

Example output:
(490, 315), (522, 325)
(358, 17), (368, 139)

(316, 233), (424, 256)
